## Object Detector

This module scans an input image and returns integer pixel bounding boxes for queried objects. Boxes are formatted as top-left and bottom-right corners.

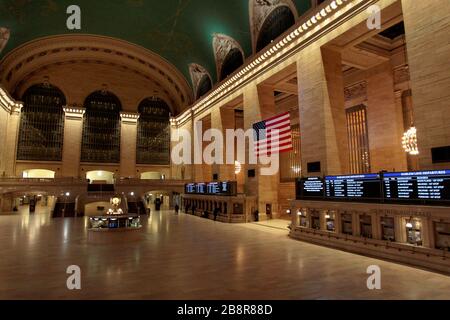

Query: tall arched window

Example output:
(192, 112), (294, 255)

(256, 6), (295, 52)
(196, 75), (212, 100)
(136, 97), (171, 165)
(220, 48), (244, 81)
(81, 91), (121, 163)
(17, 84), (66, 161)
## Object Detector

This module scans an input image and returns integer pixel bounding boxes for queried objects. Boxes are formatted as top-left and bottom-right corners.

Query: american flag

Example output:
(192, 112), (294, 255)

(253, 112), (293, 157)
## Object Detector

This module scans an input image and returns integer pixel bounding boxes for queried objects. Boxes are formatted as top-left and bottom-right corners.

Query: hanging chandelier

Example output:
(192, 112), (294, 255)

(402, 126), (419, 155)
(234, 161), (242, 175)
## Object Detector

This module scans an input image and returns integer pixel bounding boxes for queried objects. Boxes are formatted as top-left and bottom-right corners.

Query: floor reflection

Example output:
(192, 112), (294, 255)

(0, 209), (449, 300)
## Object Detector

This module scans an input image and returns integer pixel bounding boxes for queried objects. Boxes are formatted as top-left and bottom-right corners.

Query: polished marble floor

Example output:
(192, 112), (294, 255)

(0, 206), (449, 300)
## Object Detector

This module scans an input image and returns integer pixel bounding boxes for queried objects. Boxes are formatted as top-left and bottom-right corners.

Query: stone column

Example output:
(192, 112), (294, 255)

(243, 83), (280, 218)
(119, 112), (139, 178)
(402, 0), (450, 169)
(61, 106), (85, 178)
(211, 107), (235, 182)
(366, 62), (407, 172)
(4, 105), (22, 176)
(297, 47), (348, 176)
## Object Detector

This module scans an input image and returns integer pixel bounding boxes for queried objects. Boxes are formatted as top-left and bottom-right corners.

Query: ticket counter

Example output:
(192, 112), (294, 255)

(290, 200), (450, 274)
(182, 194), (255, 223)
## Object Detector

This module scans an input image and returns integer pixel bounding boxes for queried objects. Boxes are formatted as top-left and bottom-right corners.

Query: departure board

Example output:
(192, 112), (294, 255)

(325, 174), (381, 199)
(383, 170), (450, 202)
(196, 183), (207, 194)
(296, 177), (324, 199)
(207, 182), (221, 195)
(220, 182), (237, 196)
(185, 181), (237, 196)
(185, 183), (196, 194)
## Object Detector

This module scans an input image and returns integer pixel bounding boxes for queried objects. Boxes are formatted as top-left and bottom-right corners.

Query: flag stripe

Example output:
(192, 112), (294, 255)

(253, 112), (295, 157)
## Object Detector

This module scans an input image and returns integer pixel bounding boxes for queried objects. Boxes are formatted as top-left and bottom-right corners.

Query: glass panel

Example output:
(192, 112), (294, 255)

(17, 84), (66, 161)
(346, 105), (371, 174)
(136, 97), (170, 165)
(81, 91), (121, 163)
(280, 123), (301, 182)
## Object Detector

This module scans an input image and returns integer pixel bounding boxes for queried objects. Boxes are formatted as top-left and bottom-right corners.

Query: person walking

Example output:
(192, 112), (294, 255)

(174, 204), (180, 215)
(213, 207), (219, 221)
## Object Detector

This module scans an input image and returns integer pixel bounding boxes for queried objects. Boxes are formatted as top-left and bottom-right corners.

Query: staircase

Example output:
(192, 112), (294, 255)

(127, 200), (147, 215)
(52, 201), (77, 218)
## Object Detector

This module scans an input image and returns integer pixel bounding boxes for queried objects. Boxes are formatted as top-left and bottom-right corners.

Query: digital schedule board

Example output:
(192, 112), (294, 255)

(296, 177), (325, 199)
(207, 182), (221, 195)
(383, 170), (450, 203)
(185, 183), (196, 194)
(196, 183), (207, 194)
(184, 181), (237, 196)
(325, 174), (381, 200)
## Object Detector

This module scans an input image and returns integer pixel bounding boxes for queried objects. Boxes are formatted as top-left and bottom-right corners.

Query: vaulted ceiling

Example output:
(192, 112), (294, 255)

(0, 0), (312, 86)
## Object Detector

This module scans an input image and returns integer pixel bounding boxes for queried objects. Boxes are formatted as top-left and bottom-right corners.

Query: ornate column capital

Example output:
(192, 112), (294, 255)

(63, 105), (86, 119)
(0, 86), (23, 115)
(120, 112), (140, 124)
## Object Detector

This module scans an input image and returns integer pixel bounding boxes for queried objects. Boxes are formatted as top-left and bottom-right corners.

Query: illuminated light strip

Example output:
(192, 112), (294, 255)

(120, 112), (140, 124)
(173, 0), (352, 126)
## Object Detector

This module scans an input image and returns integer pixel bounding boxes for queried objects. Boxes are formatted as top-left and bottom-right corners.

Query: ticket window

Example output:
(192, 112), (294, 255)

(298, 210), (309, 228)
(311, 211), (321, 230)
(406, 219), (423, 246)
(381, 217), (395, 242)
(325, 212), (336, 232)
(341, 214), (353, 235)
(435, 222), (450, 251)
(360, 215), (373, 239)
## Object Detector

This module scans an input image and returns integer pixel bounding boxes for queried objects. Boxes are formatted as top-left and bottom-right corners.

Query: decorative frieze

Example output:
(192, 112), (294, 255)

(250, 0), (298, 51)
(212, 33), (244, 79)
(344, 81), (367, 102)
(188, 63), (212, 96)
(394, 65), (410, 84)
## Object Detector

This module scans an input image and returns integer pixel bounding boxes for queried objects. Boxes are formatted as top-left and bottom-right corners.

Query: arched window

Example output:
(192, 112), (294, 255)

(196, 75), (212, 100)
(256, 6), (295, 52)
(81, 91), (121, 163)
(17, 84), (66, 161)
(136, 97), (171, 165)
(220, 48), (244, 81)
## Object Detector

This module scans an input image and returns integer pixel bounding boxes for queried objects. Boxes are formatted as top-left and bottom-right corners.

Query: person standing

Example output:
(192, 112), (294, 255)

(174, 204), (180, 215)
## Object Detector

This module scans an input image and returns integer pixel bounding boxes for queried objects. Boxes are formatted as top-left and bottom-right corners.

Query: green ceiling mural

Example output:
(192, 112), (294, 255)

(0, 0), (312, 84)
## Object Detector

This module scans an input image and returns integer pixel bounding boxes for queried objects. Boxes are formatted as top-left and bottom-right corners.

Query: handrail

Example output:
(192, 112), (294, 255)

(115, 179), (188, 185)
(0, 177), (88, 184)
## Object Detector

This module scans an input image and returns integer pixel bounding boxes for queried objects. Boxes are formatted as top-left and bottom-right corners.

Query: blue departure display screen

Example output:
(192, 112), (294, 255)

(383, 170), (450, 202)
(325, 174), (381, 199)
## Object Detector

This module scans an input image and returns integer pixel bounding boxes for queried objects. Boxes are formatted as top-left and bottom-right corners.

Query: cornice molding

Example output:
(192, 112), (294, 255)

(0, 34), (194, 113)
(174, 0), (369, 127)
(0, 85), (23, 114)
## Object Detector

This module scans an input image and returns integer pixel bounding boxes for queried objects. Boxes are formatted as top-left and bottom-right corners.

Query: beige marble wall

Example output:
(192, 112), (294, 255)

(0, 107), (9, 176)
(61, 115), (84, 178)
(243, 84), (280, 217)
(120, 120), (138, 178)
(4, 110), (20, 176)
(297, 46), (346, 177)
(402, 0), (450, 169)
(366, 62), (408, 172)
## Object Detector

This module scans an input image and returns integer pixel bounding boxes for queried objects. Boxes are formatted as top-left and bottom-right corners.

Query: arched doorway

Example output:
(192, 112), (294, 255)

(86, 170), (115, 184)
(22, 169), (55, 179)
